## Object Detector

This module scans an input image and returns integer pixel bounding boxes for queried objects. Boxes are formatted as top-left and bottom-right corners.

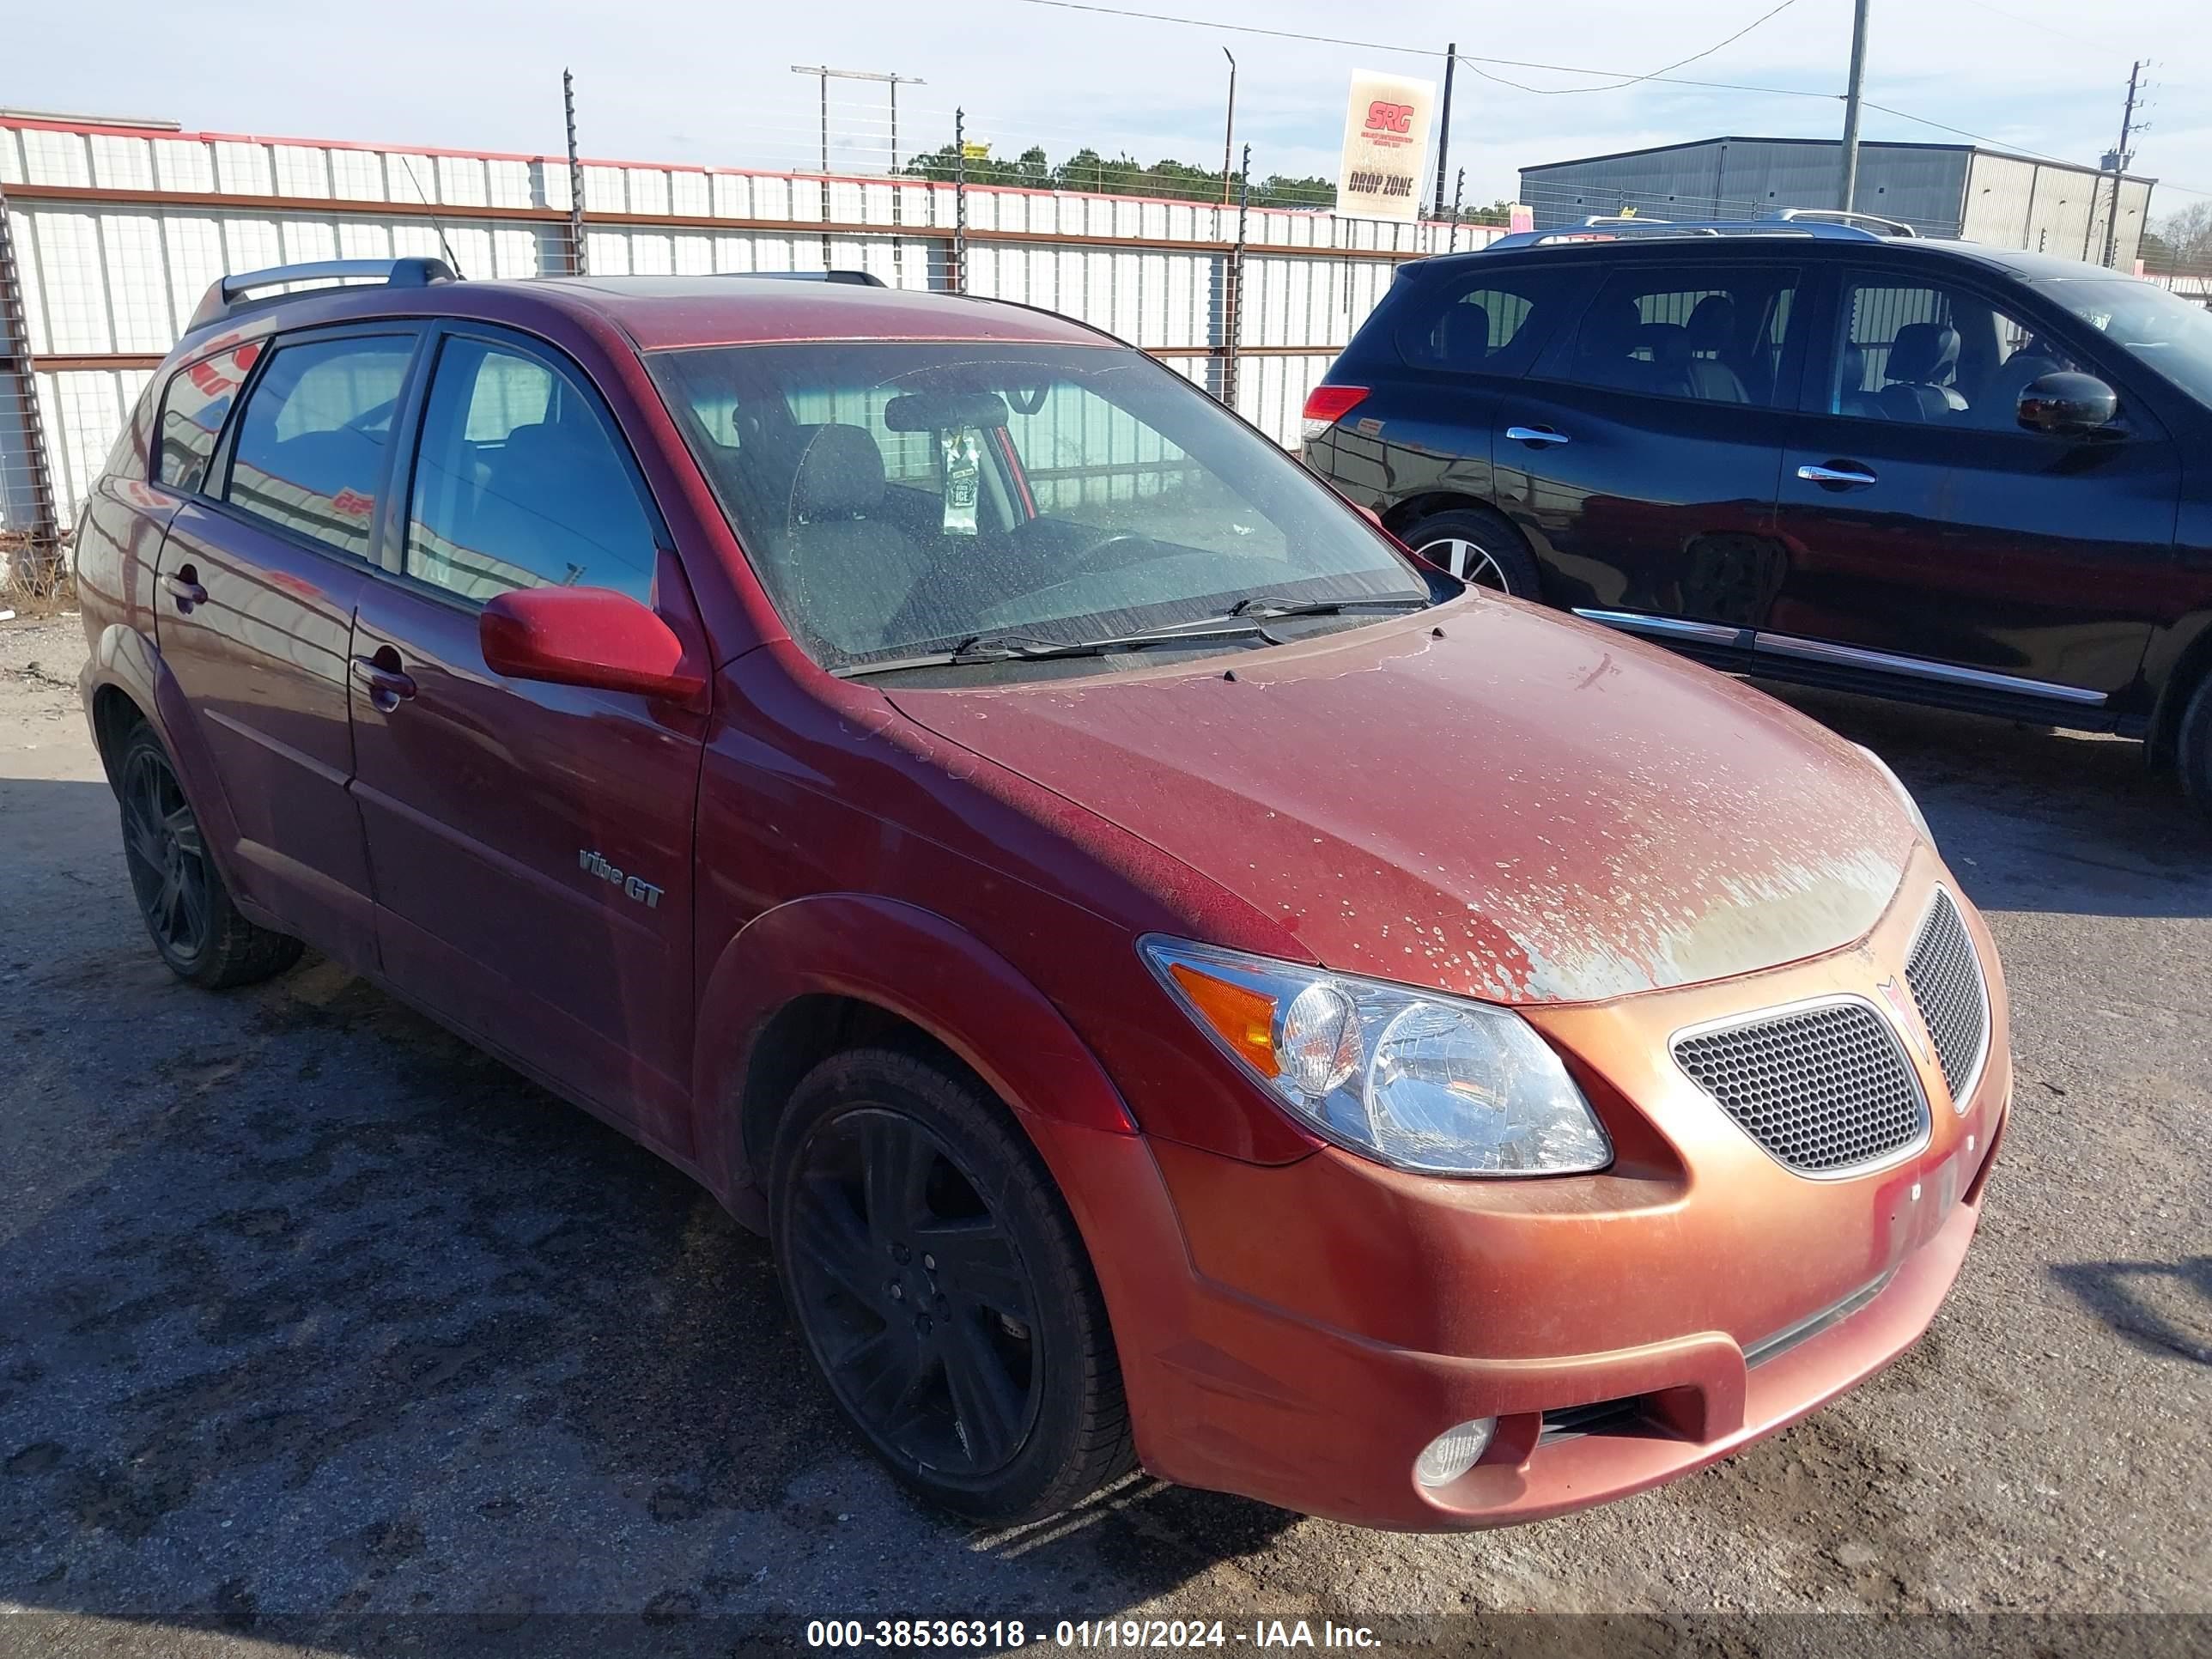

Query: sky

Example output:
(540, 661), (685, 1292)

(9, 0), (2209, 225)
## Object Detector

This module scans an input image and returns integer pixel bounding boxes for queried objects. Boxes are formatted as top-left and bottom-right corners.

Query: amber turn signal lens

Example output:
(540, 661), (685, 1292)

(1167, 962), (1280, 1079)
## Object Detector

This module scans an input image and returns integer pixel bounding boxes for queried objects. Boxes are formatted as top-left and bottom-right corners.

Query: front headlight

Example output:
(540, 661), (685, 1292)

(1140, 937), (1612, 1177)
(1855, 744), (1933, 846)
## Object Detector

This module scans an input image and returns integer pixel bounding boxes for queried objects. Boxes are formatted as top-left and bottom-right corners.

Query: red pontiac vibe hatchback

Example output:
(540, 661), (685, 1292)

(74, 260), (2010, 1530)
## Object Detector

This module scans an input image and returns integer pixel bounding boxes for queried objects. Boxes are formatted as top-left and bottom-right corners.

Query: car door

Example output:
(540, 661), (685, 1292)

(1493, 258), (1808, 643)
(347, 324), (705, 1146)
(151, 326), (423, 972)
(1767, 264), (2183, 708)
(1322, 263), (1594, 567)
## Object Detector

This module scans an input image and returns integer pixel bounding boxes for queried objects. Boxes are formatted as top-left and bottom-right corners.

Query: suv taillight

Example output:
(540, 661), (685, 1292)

(1300, 385), (1369, 444)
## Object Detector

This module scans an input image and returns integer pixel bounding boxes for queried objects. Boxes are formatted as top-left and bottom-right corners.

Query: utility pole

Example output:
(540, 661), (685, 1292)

(562, 69), (586, 275)
(2101, 59), (2148, 269)
(1838, 0), (1870, 212)
(1432, 42), (1457, 222)
(1219, 49), (1237, 207)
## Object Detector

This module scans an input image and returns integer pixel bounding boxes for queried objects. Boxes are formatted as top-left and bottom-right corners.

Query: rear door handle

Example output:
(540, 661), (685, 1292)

(1797, 462), (1879, 487)
(161, 570), (208, 611)
(350, 653), (417, 712)
(1505, 425), (1571, 447)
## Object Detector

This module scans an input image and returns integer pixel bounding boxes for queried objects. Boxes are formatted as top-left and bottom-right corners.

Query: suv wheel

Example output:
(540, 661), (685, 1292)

(115, 724), (304, 988)
(769, 1048), (1133, 1524)
(2179, 672), (2212, 817)
(1402, 506), (1542, 598)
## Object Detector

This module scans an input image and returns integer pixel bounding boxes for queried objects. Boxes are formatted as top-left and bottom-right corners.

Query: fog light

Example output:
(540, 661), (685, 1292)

(1413, 1417), (1497, 1488)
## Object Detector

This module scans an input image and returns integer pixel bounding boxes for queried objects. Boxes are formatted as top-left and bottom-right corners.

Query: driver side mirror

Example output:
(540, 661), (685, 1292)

(481, 585), (707, 704)
(2017, 371), (2120, 439)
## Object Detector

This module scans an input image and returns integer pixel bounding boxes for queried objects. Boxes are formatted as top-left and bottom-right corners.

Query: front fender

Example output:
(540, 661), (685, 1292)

(692, 893), (1138, 1207)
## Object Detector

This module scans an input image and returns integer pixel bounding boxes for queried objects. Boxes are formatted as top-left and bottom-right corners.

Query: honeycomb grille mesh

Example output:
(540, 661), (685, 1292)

(1674, 1003), (1928, 1175)
(1906, 890), (1989, 1104)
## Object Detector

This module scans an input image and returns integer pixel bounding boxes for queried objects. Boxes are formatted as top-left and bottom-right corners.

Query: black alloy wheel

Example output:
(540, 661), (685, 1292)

(120, 739), (213, 963)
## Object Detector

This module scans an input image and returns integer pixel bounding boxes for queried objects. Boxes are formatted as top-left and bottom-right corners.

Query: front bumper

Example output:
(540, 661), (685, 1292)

(1024, 850), (2010, 1530)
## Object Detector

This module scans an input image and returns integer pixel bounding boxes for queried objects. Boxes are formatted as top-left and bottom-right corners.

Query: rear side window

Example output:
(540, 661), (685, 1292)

(156, 344), (261, 492)
(225, 335), (415, 558)
(1544, 264), (1800, 407)
(404, 337), (659, 605)
(1395, 268), (1589, 378)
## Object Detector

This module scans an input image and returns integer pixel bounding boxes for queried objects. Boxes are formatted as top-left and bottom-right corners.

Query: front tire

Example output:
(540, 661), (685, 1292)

(115, 723), (304, 988)
(769, 1048), (1133, 1524)
(1403, 504), (1543, 599)
(2178, 672), (2212, 818)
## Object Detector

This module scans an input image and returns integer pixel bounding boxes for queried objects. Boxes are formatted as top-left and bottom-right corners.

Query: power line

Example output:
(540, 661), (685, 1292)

(1478, 0), (1805, 96)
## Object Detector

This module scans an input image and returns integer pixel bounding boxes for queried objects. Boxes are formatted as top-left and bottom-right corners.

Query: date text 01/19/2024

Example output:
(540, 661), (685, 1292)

(804, 1620), (1382, 1650)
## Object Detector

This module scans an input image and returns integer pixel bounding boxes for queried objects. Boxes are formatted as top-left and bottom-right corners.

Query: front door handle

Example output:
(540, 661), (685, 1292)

(350, 653), (417, 713)
(161, 568), (208, 611)
(1505, 424), (1571, 447)
(1797, 461), (1879, 487)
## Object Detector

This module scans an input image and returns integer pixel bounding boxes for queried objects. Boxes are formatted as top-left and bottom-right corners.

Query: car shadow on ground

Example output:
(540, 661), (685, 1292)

(1755, 683), (2212, 921)
(2049, 1257), (2212, 1367)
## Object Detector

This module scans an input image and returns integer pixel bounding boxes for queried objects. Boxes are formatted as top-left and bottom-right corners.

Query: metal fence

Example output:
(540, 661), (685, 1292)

(0, 110), (1503, 578)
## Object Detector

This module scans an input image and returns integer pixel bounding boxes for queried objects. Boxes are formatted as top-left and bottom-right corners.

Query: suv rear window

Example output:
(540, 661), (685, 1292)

(225, 335), (415, 559)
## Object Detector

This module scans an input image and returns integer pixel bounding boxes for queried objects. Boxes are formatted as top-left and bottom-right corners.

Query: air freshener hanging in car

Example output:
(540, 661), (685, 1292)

(941, 428), (981, 536)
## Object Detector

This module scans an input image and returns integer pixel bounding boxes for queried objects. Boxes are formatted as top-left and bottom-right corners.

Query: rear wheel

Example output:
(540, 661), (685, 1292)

(769, 1048), (1133, 1523)
(1401, 505), (1542, 599)
(2179, 672), (2212, 818)
(115, 724), (303, 988)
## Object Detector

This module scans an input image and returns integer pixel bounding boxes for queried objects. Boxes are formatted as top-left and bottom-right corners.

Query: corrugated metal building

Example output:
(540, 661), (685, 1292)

(1518, 137), (2156, 265)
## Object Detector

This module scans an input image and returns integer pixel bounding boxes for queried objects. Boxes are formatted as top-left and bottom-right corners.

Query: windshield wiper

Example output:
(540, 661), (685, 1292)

(1224, 594), (1431, 620)
(832, 621), (1270, 679)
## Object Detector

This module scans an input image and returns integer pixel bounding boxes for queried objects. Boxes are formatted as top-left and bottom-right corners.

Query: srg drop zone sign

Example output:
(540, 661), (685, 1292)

(1335, 68), (1437, 222)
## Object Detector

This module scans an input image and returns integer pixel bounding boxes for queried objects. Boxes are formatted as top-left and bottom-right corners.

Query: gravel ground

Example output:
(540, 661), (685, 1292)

(2, 611), (2207, 1656)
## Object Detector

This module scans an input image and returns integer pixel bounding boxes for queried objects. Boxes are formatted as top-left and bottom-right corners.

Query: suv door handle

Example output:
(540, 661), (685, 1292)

(350, 653), (417, 712)
(161, 569), (208, 611)
(1505, 425), (1571, 447)
(1797, 461), (1879, 487)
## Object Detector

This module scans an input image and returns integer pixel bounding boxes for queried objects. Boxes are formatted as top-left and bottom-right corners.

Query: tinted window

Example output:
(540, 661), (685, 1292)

(1826, 274), (2077, 428)
(405, 338), (659, 605)
(1396, 269), (1582, 377)
(653, 342), (1427, 671)
(157, 343), (262, 492)
(225, 336), (414, 556)
(1549, 264), (1800, 406)
(2040, 276), (2212, 406)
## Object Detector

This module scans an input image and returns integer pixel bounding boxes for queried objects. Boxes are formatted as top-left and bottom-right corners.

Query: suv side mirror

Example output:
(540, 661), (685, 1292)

(2017, 371), (2120, 438)
(481, 586), (706, 703)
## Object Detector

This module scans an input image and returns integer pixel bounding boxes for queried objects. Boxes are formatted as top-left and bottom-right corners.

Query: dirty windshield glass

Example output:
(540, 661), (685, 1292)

(649, 342), (1428, 672)
(2040, 276), (2212, 405)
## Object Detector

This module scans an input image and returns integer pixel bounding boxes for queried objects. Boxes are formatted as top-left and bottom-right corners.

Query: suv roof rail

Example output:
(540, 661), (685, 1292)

(1480, 216), (1890, 252)
(187, 257), (457, 332)
(720, 269), (888, 288)
(1759, 206), (1919, 237)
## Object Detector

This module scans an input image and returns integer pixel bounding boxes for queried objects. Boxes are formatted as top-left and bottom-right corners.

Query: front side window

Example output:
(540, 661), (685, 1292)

(404, 338), (659, 605)
(652, 342), (1431, 672)
(1825, 274), (2077, 428)
(1548, 264), (1800, 406)
(225, 335), (414, 557)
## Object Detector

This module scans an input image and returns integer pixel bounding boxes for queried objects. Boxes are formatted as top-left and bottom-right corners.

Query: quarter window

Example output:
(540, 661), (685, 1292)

(156, 342), (264, 493)
(1547, 265), (1800, 406)
(1397, 270), (1581, 378)
(404, 338), (659, 605)
(224, 336), (415, 557)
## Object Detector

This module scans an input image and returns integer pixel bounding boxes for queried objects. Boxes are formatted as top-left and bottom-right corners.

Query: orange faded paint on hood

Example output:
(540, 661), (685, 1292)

(887, 598), (1917, 1005)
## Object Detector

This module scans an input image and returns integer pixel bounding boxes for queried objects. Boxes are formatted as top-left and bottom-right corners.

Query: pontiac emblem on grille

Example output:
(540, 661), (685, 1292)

(1876, 976), (1931, 1065)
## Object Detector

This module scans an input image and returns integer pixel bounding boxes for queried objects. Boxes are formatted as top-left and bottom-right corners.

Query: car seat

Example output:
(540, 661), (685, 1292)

(780, 422), (932, 657)
(1683, 295), (1750, 403)
(1877, 323), (1968, 422)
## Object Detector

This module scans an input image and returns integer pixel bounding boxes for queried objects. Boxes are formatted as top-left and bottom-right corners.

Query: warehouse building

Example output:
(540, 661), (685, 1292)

(1518, 137), (2156, 267)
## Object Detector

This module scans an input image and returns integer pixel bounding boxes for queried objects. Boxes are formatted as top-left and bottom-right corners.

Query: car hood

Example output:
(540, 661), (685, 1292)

(886, 601), (1916, 1005)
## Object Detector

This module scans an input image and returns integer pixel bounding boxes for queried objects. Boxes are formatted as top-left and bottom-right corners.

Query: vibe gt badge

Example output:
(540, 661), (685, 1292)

(579, 848), (664, 910)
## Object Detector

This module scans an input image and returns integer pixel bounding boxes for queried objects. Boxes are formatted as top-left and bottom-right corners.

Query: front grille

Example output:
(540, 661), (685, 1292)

(1673, 1000), (1929, 1176)
(1905, 890), (1990, 1107)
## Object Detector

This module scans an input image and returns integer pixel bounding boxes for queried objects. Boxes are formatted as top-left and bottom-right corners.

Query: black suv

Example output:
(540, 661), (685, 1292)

(1301, 217), (2212, 812)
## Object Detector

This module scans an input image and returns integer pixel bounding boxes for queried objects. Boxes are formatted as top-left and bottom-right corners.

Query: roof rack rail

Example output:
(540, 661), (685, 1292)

(187, 257), (457, 332)
(1480, 216), (1890, 252)
(719, 269), (888, 288)
(1758, 206), (1919, 238)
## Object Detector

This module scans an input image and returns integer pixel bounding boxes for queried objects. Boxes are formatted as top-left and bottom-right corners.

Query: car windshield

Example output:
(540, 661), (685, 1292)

(648, 341), (1431, 673)
(2039, 276), (2212, 405)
